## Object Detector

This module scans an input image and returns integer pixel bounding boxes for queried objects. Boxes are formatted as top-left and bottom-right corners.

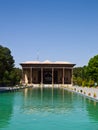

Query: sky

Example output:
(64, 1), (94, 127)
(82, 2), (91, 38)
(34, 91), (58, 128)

(0, 0), (98, 67)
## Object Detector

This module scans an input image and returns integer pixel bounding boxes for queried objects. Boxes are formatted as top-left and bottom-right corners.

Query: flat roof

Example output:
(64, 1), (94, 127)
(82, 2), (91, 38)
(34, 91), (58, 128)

(20, 60), (75, 66)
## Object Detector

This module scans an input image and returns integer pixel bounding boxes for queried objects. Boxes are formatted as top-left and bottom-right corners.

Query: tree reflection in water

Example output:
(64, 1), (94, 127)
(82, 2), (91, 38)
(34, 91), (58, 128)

(86, 99), (98, 121)
(0, 92), (14, 128)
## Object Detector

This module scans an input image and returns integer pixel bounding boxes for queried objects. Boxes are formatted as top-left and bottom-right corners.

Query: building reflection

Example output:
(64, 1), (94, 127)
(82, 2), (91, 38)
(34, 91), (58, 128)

(22, 87), (98, 123)
(22, 87), (75, 115)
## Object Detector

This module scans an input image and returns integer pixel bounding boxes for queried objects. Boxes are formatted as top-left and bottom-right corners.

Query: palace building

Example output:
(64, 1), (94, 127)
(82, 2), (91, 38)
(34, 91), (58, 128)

(20, 60), (75, 86)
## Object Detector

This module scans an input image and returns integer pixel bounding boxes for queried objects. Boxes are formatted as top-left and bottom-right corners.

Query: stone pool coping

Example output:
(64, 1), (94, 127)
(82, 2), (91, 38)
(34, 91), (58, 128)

(64, 86), (98, 102)
(0, 86), (32, 92)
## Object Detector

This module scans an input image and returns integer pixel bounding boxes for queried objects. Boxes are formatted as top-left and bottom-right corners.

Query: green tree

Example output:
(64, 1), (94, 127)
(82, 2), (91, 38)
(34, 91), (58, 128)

(73, 66), (88, 86)
(82, 80), (87, 87)
(73, 67), (83, 78)
(9, 68), (22, 86)
(88, 79), (94, 87)
(73, 55), (98, 87)
(76, 77), (82, 86)
(0, 45), (15, 86)
(87, 55), (98, 85)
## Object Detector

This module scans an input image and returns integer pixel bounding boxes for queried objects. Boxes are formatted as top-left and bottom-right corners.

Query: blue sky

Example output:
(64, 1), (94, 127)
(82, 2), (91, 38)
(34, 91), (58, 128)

(0, 0), (98, 67)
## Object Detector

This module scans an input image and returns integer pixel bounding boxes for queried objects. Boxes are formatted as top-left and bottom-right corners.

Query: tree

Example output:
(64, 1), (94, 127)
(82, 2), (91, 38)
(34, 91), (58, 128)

(73, 55), (98, 87)
(73, 66), (89, 86)
(87, 55), (98, 85)
(0, 45), (15, 86)
(73, 67), (83, 78)
(73, 67), (85, 86)
(9, 68), (22, 86)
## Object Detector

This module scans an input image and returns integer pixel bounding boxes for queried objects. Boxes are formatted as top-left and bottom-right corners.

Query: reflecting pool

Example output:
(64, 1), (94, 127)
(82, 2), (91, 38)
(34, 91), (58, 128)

(0, 87), (98, 130)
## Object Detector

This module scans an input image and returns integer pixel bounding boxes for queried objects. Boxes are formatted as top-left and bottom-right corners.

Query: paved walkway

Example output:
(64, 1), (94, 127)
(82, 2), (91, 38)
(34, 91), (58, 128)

(65, 86), (98, 101)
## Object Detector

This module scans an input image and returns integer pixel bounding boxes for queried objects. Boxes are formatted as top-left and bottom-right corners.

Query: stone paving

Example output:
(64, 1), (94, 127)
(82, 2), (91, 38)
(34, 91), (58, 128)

(65, 86), (98, 101)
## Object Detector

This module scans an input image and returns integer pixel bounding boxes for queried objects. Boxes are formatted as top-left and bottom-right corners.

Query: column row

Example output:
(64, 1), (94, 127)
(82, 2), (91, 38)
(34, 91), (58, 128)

(22, 67), (72, 85)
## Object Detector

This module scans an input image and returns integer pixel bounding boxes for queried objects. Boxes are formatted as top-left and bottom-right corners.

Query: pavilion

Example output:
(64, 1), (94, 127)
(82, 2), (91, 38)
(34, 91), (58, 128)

(20, 60), (75, 86)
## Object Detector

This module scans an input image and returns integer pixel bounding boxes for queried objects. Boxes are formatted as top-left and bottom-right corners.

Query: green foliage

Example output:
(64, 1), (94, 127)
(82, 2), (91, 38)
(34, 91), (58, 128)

(9, 68), (22, 86)
(0, 45), (14, 72)
(73, 76), (77, 85)
(73, 66), (88, 86)
(82, 80), (88, 87)
(76, 77), (82, 86)
(0, 45), (22, 86)
(88, 79), (94, 87)
(87, 55), (98, 84)
(73, 67), (83, 78)
(73, 54), (98, 87)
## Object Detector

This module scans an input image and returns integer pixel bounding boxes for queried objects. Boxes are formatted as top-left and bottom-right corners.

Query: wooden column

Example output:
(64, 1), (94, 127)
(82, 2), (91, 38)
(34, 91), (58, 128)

(22, 68), (24, 84)
(41, 68), (43, 84)
(71, 68), (73, 85)
(30, 67), (32, 84)
(62, 68), (65, 84)
(25, 70), (28, 84)
(52, 68), (54, 85)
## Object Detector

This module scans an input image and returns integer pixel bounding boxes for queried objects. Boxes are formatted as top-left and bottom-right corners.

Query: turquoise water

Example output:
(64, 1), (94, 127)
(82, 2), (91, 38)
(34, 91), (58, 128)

(0, 87), (98, 130)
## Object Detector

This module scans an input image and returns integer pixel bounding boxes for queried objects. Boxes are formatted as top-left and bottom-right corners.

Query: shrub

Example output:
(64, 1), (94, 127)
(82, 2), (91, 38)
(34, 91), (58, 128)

(80, 90), (82, 93)
(93, 93), (97, 98)
(88, 79), (94, 87)
(88, 93), (91, 96)
(84, 91), (86, 94)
